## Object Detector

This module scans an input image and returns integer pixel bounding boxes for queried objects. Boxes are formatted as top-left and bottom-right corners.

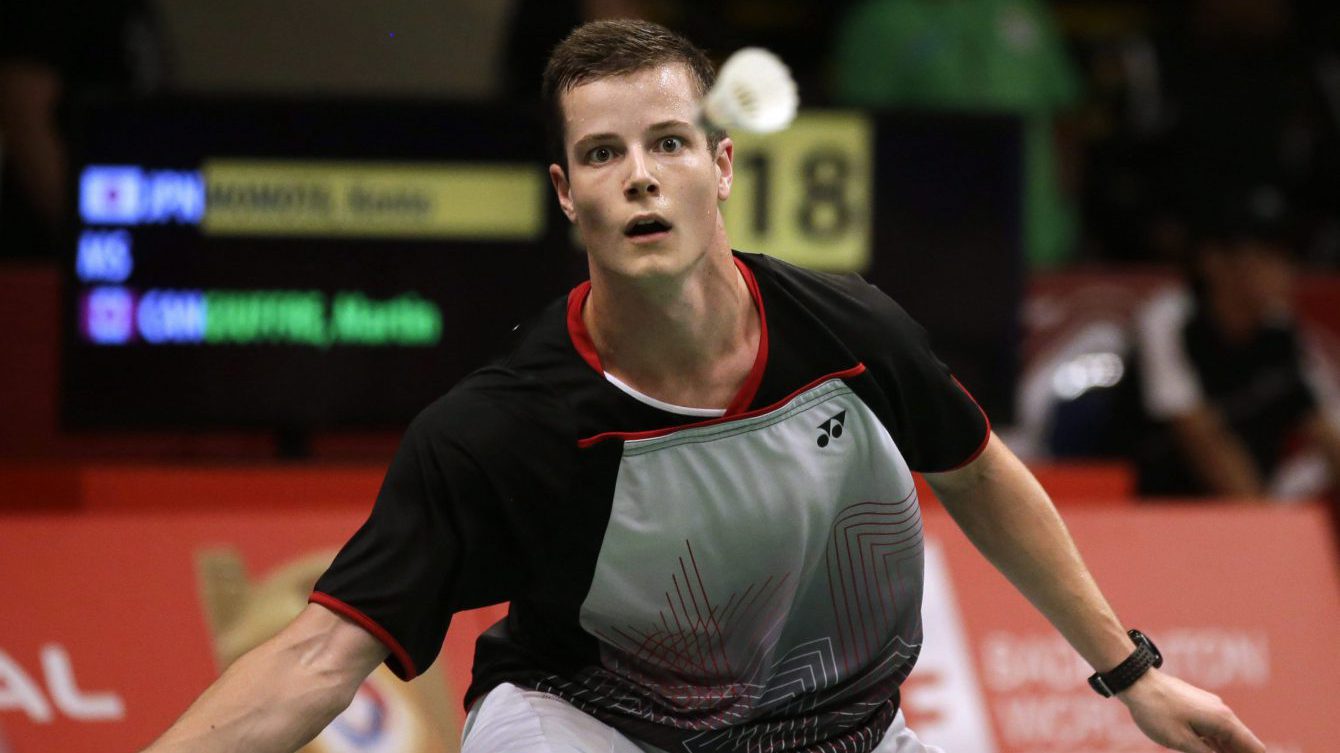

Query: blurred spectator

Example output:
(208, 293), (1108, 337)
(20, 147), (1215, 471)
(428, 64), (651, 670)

(1121, 185), (1340, 498)
(504, 0), (847, 106)
(1077, 0), (1340, 266)
(657, 0), (850, 107)
(502, 0), (641, 103)
(832, 0), (1084, 269)
(0, 0), (164, 259)
(156, 2), (504, 99)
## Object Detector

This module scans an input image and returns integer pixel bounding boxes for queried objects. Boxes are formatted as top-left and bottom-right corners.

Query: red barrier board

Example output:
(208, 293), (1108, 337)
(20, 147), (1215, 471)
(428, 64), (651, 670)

(0, 505), (1334, 753)
(0, 461), (1137, 511)
(906, 506), (1339, 753)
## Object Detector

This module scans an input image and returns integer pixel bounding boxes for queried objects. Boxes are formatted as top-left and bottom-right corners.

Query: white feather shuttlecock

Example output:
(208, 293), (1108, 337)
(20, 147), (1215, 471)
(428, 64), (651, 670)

(701, 48), (799, 134)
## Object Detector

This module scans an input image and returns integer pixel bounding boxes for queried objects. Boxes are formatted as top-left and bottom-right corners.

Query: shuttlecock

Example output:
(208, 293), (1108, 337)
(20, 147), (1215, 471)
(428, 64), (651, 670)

(702, 48), (799, 134)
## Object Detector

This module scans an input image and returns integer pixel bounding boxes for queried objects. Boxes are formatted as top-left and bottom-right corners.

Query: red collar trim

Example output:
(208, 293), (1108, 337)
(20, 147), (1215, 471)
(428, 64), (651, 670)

(726, 256), (769, 414)
(565, 256), (770, 416)
(566, 280), (602, 372)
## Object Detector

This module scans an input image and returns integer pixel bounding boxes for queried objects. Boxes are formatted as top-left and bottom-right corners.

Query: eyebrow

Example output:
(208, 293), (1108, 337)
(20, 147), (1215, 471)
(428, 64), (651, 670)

(571, 120), (696, 151)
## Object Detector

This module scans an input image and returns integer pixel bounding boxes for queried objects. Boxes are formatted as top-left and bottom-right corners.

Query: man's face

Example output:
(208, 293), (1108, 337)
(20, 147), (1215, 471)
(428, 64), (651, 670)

(549, 64), (733, 282)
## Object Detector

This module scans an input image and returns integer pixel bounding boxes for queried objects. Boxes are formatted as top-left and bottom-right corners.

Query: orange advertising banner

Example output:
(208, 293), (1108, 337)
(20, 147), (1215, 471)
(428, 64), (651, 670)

(0, 504), (1334, 753)
(904, 506), (1340, 753)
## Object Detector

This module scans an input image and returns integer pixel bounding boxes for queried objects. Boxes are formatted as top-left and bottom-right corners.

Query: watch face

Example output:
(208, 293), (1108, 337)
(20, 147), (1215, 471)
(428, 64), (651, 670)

(1130, 629), (1163, 666)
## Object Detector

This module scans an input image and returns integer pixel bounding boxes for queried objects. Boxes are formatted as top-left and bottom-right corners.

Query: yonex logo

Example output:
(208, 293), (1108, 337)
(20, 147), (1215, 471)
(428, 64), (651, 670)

(816, 410), (847, 447)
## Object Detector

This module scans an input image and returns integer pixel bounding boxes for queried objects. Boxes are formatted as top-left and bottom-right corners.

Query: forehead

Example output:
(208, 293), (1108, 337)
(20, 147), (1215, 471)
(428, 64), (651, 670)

(560, 64), (701, 144)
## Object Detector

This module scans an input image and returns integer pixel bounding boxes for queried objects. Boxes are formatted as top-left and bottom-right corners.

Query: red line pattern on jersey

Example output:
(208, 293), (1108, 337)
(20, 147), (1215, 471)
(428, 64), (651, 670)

(541, 498), (925, 752)
(593, 539), (793, 718)
(825, 492), (923, 673)
(567, 497), (925, 752)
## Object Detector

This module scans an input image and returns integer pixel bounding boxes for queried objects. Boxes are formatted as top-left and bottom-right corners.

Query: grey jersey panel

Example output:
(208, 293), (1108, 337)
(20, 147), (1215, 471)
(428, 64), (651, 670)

(571, 379), (924, 750)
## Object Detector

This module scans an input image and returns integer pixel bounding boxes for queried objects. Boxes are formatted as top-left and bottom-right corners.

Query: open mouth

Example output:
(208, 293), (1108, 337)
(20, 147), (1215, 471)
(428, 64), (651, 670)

(624, 217), (672, 238)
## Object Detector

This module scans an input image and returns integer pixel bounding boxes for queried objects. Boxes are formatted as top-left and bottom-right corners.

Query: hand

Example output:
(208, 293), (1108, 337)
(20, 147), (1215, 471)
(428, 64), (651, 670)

(1117, 669), (1266, 753)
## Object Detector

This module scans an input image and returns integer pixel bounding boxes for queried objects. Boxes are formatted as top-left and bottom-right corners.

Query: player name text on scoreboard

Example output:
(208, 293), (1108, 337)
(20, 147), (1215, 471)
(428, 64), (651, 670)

(81, 288), (443, 347)
(201, 160), (546, 240)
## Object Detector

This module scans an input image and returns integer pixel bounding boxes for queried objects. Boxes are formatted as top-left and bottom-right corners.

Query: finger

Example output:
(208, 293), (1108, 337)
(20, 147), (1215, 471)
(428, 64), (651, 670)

(1205, 727), (1267, 753)
(1175, 734), (1216, 753)
(1193, 712), (1266, 753)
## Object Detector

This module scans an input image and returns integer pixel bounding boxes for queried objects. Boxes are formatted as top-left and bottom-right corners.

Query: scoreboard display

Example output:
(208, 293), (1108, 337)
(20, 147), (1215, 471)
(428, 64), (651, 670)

(63, 99), (1022, 431)
(64, 99), (575, 429)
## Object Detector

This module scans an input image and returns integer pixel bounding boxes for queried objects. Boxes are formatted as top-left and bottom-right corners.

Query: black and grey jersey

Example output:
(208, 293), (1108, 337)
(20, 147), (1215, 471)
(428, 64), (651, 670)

(312, 252), (990, 753)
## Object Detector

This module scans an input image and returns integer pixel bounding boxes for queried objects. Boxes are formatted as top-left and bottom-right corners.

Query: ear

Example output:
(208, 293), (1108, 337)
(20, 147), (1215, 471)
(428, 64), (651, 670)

(715, 137), (734, 202)
(549, 163), (576, 223)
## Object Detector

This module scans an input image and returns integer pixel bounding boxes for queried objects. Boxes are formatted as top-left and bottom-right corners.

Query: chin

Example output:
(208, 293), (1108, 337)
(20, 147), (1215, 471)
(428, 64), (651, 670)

(612, 256), (683, 283)
(589, 237), (693, 280)
(630, 245), (708, 280)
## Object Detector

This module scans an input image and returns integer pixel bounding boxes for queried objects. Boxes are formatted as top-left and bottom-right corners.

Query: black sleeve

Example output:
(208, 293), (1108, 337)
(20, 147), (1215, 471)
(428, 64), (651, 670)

(855, 281), (991, 473)
(311, 369), (574, 679)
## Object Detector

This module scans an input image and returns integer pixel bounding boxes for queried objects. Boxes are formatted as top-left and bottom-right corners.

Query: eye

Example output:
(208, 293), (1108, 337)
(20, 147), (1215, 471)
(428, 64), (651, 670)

(658, 136), (684, 153)
(587, 146), (614, 164)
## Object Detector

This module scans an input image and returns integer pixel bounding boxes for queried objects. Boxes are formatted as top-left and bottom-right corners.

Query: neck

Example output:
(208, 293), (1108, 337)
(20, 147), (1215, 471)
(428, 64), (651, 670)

(583, 238), (759, 409)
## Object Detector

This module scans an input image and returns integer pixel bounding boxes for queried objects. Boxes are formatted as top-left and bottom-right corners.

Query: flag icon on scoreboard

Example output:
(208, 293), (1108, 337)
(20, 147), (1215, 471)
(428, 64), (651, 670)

(83, 287), (136, 345)
(80, 166), (144, 225)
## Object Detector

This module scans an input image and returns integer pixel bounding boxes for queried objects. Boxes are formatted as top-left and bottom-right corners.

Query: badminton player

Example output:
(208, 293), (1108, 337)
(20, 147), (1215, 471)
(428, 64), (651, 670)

(142, 19), (1265, 753)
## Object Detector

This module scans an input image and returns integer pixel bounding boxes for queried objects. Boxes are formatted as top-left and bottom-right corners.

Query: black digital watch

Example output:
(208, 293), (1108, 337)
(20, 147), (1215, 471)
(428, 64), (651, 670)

(1088, 629), (1163, 697)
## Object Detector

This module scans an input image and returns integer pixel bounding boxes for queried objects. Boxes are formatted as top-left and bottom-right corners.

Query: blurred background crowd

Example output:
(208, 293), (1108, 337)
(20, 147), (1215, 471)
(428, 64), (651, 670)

(2, 0), (1338, 507)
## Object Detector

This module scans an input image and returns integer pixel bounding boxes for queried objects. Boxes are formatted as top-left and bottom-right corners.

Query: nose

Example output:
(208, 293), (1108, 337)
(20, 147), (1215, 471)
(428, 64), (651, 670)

(623, 148), (659, 199)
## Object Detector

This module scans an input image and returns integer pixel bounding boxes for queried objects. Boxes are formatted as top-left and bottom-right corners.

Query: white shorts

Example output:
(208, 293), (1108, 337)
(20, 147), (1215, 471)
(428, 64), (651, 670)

(461, 682), (945, 753)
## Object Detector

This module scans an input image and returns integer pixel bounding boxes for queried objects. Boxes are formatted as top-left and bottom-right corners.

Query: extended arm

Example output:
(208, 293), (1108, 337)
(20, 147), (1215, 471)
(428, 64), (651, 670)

(1168, 406), (1264, 497)
(1302, 411), (1340, 489)
(141, 603), (387, 753)
(924, 433), (1265, 753)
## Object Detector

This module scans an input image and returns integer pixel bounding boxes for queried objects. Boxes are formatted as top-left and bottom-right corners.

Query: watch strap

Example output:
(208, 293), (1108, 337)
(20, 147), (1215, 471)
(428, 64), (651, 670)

(1088, 629), (1163, 697)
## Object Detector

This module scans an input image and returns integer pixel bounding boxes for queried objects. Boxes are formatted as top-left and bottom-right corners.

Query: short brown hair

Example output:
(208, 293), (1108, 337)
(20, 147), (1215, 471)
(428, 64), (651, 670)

(542, 19), (723, 170)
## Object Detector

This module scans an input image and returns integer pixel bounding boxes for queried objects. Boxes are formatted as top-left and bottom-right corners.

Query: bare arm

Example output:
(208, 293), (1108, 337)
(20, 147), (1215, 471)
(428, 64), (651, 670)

(1302, 411), (1340, 487)
(1169, 406), (1265, 497)
(925, 433), (1264, 753)
(141, 603), (387, 753)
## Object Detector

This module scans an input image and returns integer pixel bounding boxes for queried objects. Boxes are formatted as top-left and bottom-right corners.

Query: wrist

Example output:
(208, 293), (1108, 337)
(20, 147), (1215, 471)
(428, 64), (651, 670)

(1114, 665), (1163, 705)
(1088, 628), (1163, 698)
